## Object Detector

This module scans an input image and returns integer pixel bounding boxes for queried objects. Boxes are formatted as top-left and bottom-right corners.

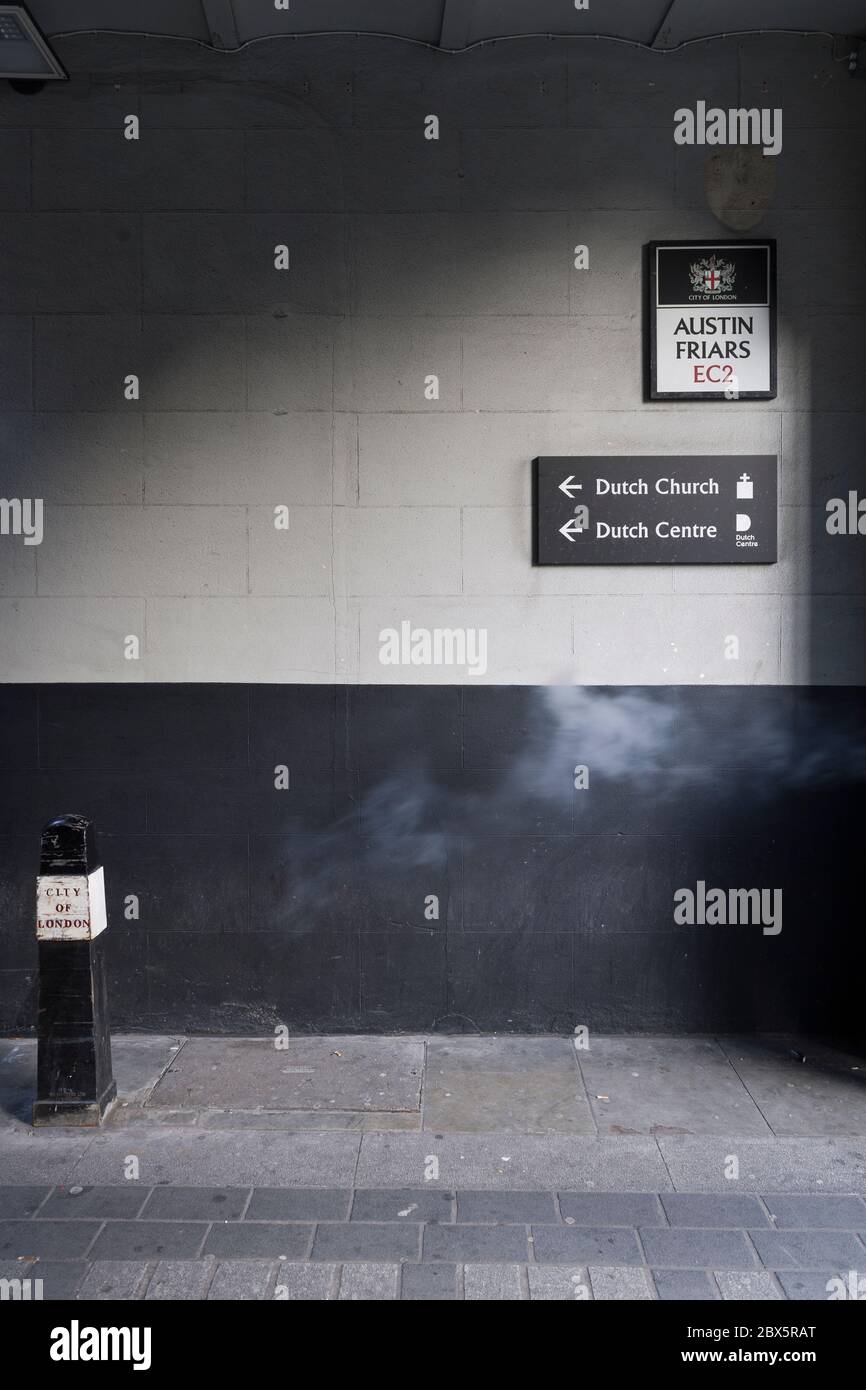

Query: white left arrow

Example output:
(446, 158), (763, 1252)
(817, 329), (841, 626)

(559, 518), (584, 542)
(559, 475), (582, 498)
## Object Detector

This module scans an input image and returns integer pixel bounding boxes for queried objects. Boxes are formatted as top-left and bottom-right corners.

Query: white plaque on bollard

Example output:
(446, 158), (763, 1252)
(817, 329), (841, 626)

(35, 865), (108, 941)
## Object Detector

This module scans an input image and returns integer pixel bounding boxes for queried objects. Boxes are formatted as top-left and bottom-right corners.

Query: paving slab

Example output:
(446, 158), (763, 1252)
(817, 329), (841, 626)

(776, 1270), (856, 1300)
(558, 1193), (665, 1226)
(350, 1188), (454, 1222)
(338, 1262), (400, 1300)
(531, 1225), (643, 1266)
(112, 1037), (187, 1103)
(749, 1229), (866, 1270)
(146, 1259), (215, 1300)
(660, 1193), (770, 1228)
(424, 1037), (594, 1134)
(589, 1266), (654, 1299)
(0, 1130), (96, 1185)
(401, 1261), (458, 1299)
(718, 1036), (866, 1137)
(760, 1194), (866, 1228)
(423, 1223), (529, 1262)
(526, 1265), (591, 1300)
(203, 1222), (312, 1259)
(273, 1263), (337, 1300)
(639, 1227), (758, 1270)
(456, 1190), (556, 1223)
(0, 1219), (101, 1260)
(463, 1262), (524, 1299)
(248, 1188), (351, 1222)
(0, 1259), (86, 1300)
(652, 1269), (719, 1300)
(76, 1261), (151, 1301)
(149, 1037), (424, 1114)
(0, 1037), (183, 1126)
(66, 1128), (362, 1188)
(658, 1137), (866, 1193)
(714, 1270), (783, 1301)
(578, 1037), (772, 1137)
(311, 1222), (420, 1262)
(140, 1185), (249, 1221)
(355, 1133), (672, 1191)
(0, 1186), (51, 1218)
(41, 1184), (150, 1220)
(207, 1260), (275, 1300)
(88, 1221), (208, 1261)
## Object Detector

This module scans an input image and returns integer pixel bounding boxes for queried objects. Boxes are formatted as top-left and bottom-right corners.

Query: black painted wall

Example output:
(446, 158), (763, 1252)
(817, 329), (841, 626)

(0, 683), (862, 1041)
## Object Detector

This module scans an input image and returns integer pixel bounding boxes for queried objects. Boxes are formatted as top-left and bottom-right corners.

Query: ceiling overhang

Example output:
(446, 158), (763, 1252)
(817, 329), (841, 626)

(19, 0), (866, 53)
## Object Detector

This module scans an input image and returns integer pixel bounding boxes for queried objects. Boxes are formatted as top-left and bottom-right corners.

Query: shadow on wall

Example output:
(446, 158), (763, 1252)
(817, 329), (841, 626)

(1, 34), (865, 1038)
(0, 684), (864, 1041)
(4, 32), (865, 684)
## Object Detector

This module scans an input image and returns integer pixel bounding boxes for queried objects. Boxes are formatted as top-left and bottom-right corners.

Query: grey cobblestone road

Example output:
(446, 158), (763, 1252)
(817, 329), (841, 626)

(2, 1185), (864, 1300)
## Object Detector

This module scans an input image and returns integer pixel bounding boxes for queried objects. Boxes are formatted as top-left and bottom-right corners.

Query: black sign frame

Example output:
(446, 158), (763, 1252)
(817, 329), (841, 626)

(647, 239), (777, 402)
(532, 455), (778, 566)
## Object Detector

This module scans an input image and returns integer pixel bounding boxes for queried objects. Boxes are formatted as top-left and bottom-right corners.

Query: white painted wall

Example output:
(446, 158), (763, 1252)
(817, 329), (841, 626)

(0, 33), (863, 682)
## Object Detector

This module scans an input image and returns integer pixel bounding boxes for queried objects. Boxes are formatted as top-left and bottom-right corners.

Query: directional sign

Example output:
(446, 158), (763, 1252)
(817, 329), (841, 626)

(558, 475), (582, 499)
(559, 515), (585, 542)
(648, 240), (776, 401)
(533, 456), (777, 565)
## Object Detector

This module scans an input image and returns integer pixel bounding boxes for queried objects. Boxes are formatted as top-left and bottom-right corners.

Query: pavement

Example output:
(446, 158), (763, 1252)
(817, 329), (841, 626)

(1, 1033), (865, 1301)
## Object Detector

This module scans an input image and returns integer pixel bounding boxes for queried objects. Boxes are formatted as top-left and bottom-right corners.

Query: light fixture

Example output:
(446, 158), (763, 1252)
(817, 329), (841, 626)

(0, 5), (66, 84)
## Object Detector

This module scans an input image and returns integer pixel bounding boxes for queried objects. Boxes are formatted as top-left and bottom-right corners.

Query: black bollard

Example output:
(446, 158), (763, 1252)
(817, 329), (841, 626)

(33, 814), (116, 1126)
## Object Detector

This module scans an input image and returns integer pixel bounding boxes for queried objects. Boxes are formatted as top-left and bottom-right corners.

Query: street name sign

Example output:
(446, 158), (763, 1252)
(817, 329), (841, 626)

(648, 240), (777, 400)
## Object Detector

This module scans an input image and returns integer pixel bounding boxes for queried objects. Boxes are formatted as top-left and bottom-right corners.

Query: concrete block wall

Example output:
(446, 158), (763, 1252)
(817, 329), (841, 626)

(0, 32), (862, 685)
(1, 31), (865, 1037)
(1, 681), (863, 1036)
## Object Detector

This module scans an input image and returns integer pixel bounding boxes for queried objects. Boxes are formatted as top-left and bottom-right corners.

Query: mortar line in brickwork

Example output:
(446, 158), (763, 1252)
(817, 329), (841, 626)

(246, 685), (251, 771)
(137, 210), (143, 328)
